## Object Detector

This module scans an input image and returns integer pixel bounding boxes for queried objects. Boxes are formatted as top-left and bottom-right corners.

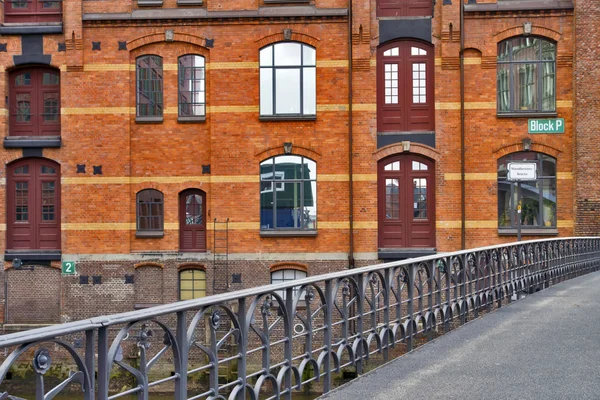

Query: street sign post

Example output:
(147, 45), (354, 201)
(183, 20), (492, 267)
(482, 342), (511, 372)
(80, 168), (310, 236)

(528, 118), (564, 134)
(62, 261), (76, 275)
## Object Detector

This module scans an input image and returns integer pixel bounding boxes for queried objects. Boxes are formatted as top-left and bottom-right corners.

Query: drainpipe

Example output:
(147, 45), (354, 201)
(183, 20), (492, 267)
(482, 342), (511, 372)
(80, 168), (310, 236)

(460, 0), (466, 250)
(348, 0), (355, 268)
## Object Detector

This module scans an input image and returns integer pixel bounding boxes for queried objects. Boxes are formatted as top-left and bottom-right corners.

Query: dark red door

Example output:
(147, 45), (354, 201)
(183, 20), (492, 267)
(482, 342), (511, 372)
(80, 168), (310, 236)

(5, 0), (62, 23)
(378, 155), (435, 249)
(179, 189), (206, 252)
(377, 0), (432, 18)
(377, 41), (434, 133)
(7, 159), (60, 250)
(9, 68), (60, 137)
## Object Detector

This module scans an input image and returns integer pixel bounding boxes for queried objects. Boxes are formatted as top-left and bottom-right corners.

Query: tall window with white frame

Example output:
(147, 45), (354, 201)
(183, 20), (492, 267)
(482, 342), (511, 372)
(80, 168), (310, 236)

(271, 268), (307, 302)
(178, 55), (206, 119)
(497, 37), (556, 114)
(136, 55), (163, 119)
(260, 42), (316, 118)
(497, 152), (557, 230)
(260, 155), (317, 231)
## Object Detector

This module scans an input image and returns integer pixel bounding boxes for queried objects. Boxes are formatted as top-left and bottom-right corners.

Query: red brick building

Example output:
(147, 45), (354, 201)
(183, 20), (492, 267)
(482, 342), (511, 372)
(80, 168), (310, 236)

(0, 0), (589, 325)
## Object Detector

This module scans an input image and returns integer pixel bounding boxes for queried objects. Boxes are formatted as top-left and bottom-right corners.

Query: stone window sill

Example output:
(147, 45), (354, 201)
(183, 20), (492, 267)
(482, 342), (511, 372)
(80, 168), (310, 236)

(264, 0), (310, 3)
(5, 250), (61, 262)
(260, 115), (316, 122)
(136, 231), (164, 238)
(178, 116), (206, 123)
(178, 0), (203, 4)
(138, 0), (163, 6)
(497, 112), (558, 119)
(498, 228), (558, 236)
(136, 116), (163, 124)
(0, 23), (62, 35)
(260, 230), (317, 237)
(4, 136), (61, 148)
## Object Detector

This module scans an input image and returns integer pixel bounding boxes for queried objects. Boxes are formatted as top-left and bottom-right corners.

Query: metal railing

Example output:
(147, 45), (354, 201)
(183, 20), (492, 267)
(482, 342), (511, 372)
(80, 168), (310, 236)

(1, 237), (599, 399)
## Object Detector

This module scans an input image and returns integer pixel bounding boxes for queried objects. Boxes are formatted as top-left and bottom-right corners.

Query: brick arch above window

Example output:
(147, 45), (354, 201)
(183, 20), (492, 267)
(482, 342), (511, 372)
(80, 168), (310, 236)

(492, 141), (562, 159)
(128, 32), (212, 51)
(373, 142), (441, 162)
(494, 26), (561, 44)
(256, 32), (320, 49)
(178, 262), (206, 271)
(255, 143), (321, 163)
(270, 262), (309, 274)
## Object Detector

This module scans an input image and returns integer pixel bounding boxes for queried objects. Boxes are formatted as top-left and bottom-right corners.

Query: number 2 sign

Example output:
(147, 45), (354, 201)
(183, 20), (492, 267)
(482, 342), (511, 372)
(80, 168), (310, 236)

(62, 261), (76, 275)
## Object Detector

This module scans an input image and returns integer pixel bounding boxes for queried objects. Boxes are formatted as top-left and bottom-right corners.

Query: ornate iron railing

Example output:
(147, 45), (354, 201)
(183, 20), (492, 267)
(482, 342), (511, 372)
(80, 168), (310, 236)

(1, 238), (600, 400)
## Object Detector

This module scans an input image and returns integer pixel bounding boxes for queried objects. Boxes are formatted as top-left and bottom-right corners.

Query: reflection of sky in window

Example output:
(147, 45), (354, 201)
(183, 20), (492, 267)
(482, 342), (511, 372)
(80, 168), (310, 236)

(274, 43), (302, 66)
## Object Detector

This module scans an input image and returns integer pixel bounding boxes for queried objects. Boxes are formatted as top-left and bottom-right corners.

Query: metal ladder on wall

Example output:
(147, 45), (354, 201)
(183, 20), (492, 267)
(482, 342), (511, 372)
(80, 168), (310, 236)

(212, 218), (232, 383)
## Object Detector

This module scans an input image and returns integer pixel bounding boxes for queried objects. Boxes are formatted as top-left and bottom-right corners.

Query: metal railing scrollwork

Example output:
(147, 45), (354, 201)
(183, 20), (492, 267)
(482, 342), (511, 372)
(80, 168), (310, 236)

(1, 237), (599, 399)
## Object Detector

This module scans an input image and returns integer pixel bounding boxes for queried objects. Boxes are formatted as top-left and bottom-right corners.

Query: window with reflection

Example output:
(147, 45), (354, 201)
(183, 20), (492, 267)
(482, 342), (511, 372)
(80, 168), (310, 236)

(136, 189), (164, 233)
(271, 268), (307, 301)
(9, 68), (60, 137)
(260, 155), (317, 230)
(178, 55), (206, 118)
(137, 55), (163, 118)
(260, 42), (316, 117)
(498, 152), (556, 229)
(497, 37), (556, 114)
(179, 269), (206, 300)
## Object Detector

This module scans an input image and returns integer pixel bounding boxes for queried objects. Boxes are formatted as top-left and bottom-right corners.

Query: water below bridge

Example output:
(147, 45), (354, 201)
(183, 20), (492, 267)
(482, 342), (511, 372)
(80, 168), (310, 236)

(319, 271), (600, 400)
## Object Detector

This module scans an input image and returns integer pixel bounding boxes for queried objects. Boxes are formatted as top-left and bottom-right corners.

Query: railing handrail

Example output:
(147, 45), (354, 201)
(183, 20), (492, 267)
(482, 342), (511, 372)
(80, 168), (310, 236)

(0, 236), (592, 348)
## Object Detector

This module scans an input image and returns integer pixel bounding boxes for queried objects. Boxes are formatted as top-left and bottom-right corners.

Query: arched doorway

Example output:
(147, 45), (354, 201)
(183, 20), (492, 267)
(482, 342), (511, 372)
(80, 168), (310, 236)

(179, 189), (206, 252)
(378, 154), (435, 249)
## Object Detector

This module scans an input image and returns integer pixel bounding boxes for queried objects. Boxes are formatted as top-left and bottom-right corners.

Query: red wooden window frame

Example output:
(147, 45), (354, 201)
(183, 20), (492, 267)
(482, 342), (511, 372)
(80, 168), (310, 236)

(179, 189), (207, 252)
(4, 0), (62, 23)
(377, 0), (431, 17)
(377, 40), (435, 133)
(7, 158), (61, 250)
(9, 67), (61, 137)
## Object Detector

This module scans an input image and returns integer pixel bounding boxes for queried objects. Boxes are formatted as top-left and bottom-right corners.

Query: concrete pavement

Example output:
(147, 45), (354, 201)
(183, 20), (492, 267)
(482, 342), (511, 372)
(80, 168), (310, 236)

(320, 271), (600, 400)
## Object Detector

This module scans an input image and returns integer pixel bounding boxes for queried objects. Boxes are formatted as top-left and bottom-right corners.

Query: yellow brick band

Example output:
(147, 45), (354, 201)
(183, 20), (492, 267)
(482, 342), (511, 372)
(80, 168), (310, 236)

(352, 104), (377, 112)
(61, 107), (131, 115)
(317, 104), (349, 112)
(445, 172), (573, 181)
(316, 60), (349, 68)
(207, 105), (259, 113)
(437, 220), (574, 229)
(353, 174), (377, 181)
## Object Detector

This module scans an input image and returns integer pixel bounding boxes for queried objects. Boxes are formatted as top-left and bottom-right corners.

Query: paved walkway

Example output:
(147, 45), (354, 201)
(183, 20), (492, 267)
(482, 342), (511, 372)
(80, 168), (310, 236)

(320, 271), (600, 400)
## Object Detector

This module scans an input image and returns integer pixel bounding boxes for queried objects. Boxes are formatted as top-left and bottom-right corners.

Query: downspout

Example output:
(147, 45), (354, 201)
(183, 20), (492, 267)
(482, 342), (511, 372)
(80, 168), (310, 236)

(460, 0), (466, 249)
(348, 0), (355, 268)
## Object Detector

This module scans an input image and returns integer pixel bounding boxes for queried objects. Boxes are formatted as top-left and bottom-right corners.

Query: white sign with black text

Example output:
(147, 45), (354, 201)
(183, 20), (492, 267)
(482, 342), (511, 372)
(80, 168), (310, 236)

(507, 162), (537, 181)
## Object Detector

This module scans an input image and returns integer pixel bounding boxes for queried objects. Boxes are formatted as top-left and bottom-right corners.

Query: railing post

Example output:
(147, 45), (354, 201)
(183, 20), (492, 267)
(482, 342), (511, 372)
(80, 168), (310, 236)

(97, 326), (109, 400)
(284, 287), (294, 400)
(175, 311), (187, 400)
(460, 255), (466, 325)
(406, 265), (414, 352)
(237, 297), (247, 400)
(382, 269), (391, 361)
(355, 273), (364, 375)
(323, 279), (333, 393)
(426, 261), (434, 341)
(85, 329), (95, 400)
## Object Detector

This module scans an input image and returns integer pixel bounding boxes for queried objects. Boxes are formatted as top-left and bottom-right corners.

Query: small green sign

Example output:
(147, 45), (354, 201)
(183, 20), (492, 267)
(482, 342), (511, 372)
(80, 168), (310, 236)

(62, 261), (76, 275)
(528, 118), (564, 134)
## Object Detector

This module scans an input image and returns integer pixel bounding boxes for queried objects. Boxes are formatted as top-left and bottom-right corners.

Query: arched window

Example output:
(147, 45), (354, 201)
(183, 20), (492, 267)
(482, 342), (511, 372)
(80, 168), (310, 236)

(136, 55), (163, 119)
(136, 189), (164, 236)
(259, 42), (316, 118)
(7, 158), (60, 250)
(270, 264), (308, 301)
(498, 152), (556, 229)
(9, 68), (60, 137)
(178, 55), (206, 119)
(497, 37), (556, 114)
(377, 41), (434, 132)
(260, 155), (317, 231)
(179, 268), (207, 300)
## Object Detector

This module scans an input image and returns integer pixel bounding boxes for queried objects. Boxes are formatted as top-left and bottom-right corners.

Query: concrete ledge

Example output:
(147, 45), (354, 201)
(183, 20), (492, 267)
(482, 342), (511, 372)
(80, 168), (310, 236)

(465, 0), (574, 12)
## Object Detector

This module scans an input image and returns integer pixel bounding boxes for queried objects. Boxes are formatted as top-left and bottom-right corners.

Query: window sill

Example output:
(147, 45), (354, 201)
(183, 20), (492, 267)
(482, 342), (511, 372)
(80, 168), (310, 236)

(260, 115), (316, 122)
(0, 23), (62, 35)
(136, 116), (164, 124)
(498, 228), (558, 236)
(264, 0), (310, 3)
(4, 136), (61, 149)
(378, 248), (436, 260)
(5, 250), (61, 262)
(136, 231), (164, 238)
(178, 116), (206, 123)
(497, 112), (558, 118)
(177, 0), (203, 4)
(260, 230), (317, 237)
(138, 0), (163, 6)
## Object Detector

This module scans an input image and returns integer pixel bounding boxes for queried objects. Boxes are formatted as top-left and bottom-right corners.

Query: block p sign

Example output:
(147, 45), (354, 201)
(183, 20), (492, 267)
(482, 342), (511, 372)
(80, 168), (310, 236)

(62, 261), (76, 275)
(528, 118), (564, 134)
